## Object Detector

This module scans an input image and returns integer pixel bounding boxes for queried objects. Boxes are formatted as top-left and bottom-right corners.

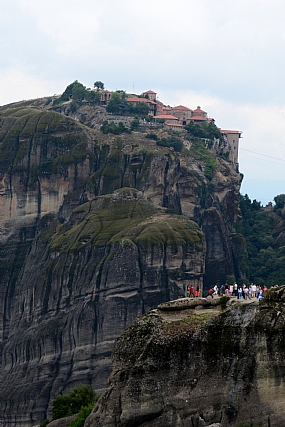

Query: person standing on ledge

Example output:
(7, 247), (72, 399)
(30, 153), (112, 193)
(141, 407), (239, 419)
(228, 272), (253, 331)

(208, 288), (214, 298)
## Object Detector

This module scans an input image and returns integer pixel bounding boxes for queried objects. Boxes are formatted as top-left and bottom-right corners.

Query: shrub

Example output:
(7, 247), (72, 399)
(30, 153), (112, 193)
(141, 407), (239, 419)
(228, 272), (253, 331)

(52, 394), (72, 420)
(68, 384), (96, 414)
(100, 120), (131, 135)
(220, 296), (230, 310)
(189, 139), (217, 179)
(131, 117), (140, 130)
(69, 404), (94, 427)
(145, 132), (158, 140)
(156, 136), (183, 152)
(52, 80), (100, 107)
(185, 120), (221, 140)
(52, 384), (97, 420)
(69, 101), (79, 113)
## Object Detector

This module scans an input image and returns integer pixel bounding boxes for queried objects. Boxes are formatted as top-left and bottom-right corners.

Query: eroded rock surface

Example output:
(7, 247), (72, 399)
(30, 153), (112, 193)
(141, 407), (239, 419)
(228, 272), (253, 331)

(87, 289), (285, 426)
(0, 103), (242, 425)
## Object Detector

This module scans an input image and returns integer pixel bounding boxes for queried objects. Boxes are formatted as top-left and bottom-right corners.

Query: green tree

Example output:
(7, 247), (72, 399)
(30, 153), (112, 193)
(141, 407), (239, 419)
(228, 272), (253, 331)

(204, 121), (222, 139)
(85, 90), (101, 104)
(133, 102), (150, 116)
(72, 84), (86, 102)
(52, 394), (72, 420)
(94, 81), (104, 90)
(185, 121), (222, 140)
(100, 120), (131, 135)
(156, 136), (183, 152)
(62, 81), (78, 99)
(53, 81), (88, 106)
(52, 384), (97, 420)
(69, 384), (96, 414)
(274, 194), (285, 210)
(237, 194), (285, 286)
(69, 404), (94, 427)
(69, 101), (79, 113)
(169, 136), (183, 152)
(106, 92), (121, 113)
(63, 81), (86, 101)
(131, 117), (140, 130)
(185, 121), (206, 138)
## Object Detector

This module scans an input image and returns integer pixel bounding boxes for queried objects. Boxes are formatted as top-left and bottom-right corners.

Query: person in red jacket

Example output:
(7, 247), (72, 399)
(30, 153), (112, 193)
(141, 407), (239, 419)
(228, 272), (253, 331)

(208, 288), (214, 298)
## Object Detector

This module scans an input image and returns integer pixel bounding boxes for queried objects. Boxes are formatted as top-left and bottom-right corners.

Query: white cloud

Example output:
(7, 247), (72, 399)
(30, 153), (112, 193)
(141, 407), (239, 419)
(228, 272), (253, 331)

(1, 0), (285, 202)
(0, 68), (60, 105)
(19, 0), (101, 56)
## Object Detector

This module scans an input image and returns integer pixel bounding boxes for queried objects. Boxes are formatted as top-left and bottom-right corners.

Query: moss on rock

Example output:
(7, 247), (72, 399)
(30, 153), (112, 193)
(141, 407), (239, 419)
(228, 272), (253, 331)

(50, 190), (204, 255)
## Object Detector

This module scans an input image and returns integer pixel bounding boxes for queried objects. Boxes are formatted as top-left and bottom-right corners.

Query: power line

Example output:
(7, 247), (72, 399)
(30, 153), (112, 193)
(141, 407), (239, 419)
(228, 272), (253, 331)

(240, 148), (285, 162)
(240, 152), (285, 167)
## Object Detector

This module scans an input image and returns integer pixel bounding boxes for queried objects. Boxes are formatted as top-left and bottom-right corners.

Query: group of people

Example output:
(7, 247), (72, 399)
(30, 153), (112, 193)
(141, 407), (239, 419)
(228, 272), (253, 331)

(186, 283), (272, 299)
(186, 285), (201, 298)
(208, 282), (268, 299)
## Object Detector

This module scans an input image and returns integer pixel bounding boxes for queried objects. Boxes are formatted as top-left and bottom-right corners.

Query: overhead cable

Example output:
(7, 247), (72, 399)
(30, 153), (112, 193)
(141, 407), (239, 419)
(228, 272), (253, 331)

(240, 148), (285, 162)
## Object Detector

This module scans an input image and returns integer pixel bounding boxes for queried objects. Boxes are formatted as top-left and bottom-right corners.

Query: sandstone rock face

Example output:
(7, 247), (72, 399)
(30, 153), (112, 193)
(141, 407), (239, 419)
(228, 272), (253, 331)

(0, 189), (205, 426)
(0, 103), (242, 425)
(87, 289), (285, 427)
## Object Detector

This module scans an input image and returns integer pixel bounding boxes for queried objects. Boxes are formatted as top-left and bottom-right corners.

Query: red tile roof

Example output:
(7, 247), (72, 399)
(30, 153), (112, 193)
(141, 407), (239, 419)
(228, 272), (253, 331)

(220, 130), (242, 134)
(172, 105), (192, 111)
(144, 90), (157, 94)
(154, 114), (179, 120)
(193, 106), (207, 114)
(127, 97), (156, 104)
(189, 115), (206, 121)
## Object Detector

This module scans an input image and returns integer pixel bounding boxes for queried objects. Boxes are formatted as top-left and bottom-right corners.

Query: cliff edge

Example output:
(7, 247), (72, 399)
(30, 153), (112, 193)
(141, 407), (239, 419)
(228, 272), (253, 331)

(0, 101), (242, 425)
(87, 288), (285, 427)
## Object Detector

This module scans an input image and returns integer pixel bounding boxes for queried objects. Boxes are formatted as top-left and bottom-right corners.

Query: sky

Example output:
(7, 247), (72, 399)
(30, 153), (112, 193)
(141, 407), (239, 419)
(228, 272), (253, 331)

(1, 0), (285, 205)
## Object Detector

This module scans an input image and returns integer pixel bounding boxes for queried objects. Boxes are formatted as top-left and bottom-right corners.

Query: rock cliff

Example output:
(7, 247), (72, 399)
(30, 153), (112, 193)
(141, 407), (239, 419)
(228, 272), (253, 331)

(0, 100), (242, 425)
(87, 288), (285, 427)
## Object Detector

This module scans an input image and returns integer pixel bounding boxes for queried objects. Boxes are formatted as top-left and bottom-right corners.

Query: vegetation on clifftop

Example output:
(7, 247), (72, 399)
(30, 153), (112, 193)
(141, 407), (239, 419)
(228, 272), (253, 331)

(40, 384), (99, 427)
(235, 194), (285, 286)
(188, 138), (217, 179)
(185, 120), (222, 141)
(50, 189), (204, 254)
(52, 80), (101, 109)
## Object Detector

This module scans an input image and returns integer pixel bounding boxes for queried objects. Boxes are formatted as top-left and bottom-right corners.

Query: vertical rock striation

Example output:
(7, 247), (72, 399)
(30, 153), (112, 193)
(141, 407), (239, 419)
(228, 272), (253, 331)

(87, 289), (285, 427)
(0, 103), (242, 425)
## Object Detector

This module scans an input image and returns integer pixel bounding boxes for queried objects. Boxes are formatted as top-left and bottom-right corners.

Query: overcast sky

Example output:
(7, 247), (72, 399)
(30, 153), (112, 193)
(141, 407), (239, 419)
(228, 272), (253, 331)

(1, 0), (285, 204)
